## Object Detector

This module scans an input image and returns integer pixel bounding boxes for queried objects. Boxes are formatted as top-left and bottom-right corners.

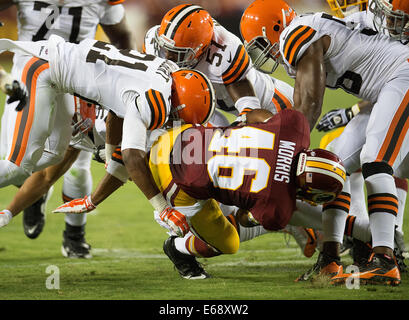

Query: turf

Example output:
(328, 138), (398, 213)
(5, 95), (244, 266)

(0, 61), (408, 303)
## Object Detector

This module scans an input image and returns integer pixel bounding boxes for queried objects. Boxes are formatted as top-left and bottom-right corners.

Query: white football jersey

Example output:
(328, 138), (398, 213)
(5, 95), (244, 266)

(344, 9), (375, 30)
(45, 36), (174, 127)
(144, 22), (285, 115)
(279, 12), (409, 103)
(14, 0), (125, 43)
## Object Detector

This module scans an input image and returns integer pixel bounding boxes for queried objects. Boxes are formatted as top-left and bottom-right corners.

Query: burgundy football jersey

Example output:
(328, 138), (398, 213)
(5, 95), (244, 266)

(170, 109), (310, 230)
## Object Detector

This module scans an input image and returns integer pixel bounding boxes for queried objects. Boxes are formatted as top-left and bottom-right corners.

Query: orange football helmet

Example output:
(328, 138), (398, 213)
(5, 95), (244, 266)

(327, 0), (368, 18)
(370, 0), (409, 44)
(154, 4), (214, 68)
(170, 69), (215, 125)
(240, 0), (296, 74)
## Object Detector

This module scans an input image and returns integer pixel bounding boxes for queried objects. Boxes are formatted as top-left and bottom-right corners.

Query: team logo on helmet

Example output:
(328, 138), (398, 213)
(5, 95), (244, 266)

(296, 149), (346, 205)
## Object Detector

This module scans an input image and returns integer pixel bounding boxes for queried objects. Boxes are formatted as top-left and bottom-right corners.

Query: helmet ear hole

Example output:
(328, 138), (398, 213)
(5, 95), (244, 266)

(273, 25), (281, 32)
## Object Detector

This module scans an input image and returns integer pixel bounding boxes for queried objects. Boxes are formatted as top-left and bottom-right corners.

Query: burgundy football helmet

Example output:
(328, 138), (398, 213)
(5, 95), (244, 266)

(295, 148), (346, 204)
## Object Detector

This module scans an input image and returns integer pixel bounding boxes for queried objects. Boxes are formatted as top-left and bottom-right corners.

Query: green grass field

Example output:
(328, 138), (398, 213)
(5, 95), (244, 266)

(0, 59), (408, 305)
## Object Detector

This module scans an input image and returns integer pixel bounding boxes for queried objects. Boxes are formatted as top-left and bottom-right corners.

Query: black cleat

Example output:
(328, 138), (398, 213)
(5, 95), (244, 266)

(62, 223), (92, 259)
(295, 252), (343, 283)
(163, 236), (211, 279)
(332, 253), (401, 286)
(23, 193), (47, 239)
(351, 239), (373, 268)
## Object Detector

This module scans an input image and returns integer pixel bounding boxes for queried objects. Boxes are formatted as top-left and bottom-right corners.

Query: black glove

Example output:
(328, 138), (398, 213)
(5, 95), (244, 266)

(316, 107), (355, 132)
(6, 80), (28, 111)
(93, 145), (106, 164)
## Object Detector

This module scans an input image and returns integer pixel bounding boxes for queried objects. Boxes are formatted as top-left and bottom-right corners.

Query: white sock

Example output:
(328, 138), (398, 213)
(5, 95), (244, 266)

(65, 213), (87, 227)
(365, 173), (397, 249)
(322, 179), (350, 243)
(174, 233), (192, 255)
(395, 184), (407, 233)
(349, 171), (368, 220)
(238, 225), (269, 242)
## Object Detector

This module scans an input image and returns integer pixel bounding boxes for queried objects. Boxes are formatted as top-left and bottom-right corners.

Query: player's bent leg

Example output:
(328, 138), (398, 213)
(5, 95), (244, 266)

(189, 199), (240, 255)
(20, 147), (80, 239)
(163, 235), (211, 280)
(0, 159), (30, 188)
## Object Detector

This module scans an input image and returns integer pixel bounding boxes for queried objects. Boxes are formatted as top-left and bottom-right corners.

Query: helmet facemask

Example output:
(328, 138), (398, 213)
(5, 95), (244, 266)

(327, 0), (368, 18)
(244, 33), (281, 74)
(370, 0), (409, 44)
(154, 30), (202, 68)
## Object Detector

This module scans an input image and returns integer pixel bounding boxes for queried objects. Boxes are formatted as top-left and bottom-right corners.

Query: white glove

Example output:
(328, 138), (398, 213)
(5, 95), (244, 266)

(154, 210), (178, 236)
(316, 104), (360, 132)
(158, 207), (190, 237)
(52, 195), (96, 213)
(0, 210), (13, 228)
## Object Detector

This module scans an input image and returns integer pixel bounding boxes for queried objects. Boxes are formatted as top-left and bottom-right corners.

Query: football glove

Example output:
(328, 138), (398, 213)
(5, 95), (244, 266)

(52, 195), (96, 214)
(316, 106), (358, 132)
(6, 80), (28, 111)
(93, 145), (106, 164)
(159, 207), (189, 237)
(0, 210), (13, 228)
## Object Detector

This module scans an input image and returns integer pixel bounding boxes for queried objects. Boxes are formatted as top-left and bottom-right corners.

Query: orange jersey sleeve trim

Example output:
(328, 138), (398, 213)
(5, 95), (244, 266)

(107, 0), (125, 5)
(222, 45), (250, 85)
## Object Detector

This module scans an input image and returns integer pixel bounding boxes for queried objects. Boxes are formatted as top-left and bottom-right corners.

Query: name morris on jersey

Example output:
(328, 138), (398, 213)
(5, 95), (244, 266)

(273, 140), (296, 183)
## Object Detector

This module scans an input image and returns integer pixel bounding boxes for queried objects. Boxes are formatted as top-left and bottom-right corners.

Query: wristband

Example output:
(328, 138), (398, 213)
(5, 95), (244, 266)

(1, 209), (13, 219)
(105, 143), (117, 163)
(234, 96), (261, 114)
(351, 103), (360, 116)
(149, 193), (168, 213)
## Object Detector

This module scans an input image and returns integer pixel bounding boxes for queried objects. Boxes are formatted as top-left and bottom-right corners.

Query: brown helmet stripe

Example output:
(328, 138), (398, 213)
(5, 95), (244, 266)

(163, 4), (203, 40)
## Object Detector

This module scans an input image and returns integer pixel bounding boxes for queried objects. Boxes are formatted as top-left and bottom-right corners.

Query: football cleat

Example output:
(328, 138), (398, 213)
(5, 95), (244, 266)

(283, 225), (318, 258)
(350, 239), (373, 268)
(295, 252), (343, 282)
(163, 236), (210, 280)
(61, 223), (92, 259)
(332, 253), (401, 286)
(340, 236), (354, 256)
(23, 189), (52, 239)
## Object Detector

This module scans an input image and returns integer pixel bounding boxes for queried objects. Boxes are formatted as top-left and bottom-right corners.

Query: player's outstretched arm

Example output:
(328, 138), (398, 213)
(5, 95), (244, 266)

(101, 14), (135, 50)
(293, 36), (330, 130)
(53, 173), (125, 214)
(0, 147), (81, 228)
(316, 100), (373, 132)
(122, 148), (189, 237)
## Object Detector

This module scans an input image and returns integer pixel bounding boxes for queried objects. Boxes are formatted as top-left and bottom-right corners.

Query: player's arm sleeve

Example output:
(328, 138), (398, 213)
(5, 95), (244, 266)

(121, 97), (149, 152)
(221, 44), (251, 86)
(121, 91), (169, 152)
(280, 25), (318, 68)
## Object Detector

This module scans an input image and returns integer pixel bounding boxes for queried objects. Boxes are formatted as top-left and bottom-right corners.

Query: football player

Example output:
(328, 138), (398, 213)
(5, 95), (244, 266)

(0, 35), (216, 242)
(319, 0), (408, 270)
(240, 0), (409, 285)
(52, 3), (310, 254)
(147, 108), (347, 279)
(143, 4), (295, 125)
(0, 0), (134, 258)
